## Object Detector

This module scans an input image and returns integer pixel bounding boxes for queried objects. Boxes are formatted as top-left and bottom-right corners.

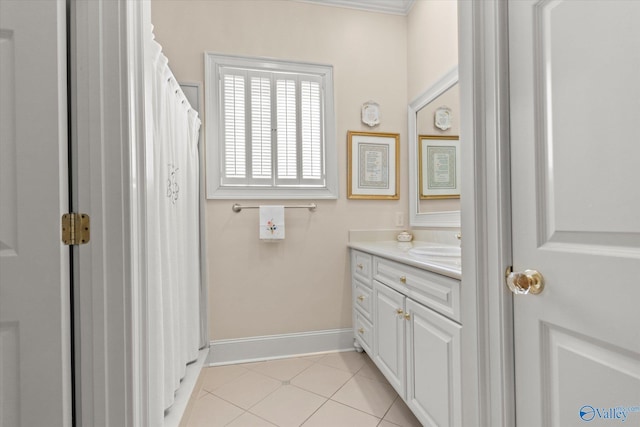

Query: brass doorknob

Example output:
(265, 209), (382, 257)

(506, 268), (544, 295)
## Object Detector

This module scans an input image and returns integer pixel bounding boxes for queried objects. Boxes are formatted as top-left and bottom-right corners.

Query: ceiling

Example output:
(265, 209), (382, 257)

(294, 0), (416, 15)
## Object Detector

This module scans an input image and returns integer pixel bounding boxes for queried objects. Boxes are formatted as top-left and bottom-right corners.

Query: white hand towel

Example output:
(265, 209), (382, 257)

(259, 205), (285, 240)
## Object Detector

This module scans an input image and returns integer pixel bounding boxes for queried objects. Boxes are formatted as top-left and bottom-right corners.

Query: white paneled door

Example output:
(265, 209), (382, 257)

(0, 0), (72, 425)
(509, 1), (640, 426)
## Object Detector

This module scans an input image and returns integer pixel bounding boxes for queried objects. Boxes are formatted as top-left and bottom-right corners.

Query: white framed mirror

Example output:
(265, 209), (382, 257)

(408, 66), (460, 228)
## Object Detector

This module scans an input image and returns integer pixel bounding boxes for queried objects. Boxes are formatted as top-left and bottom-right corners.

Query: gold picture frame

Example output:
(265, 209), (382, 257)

(419, 135), (460, 200)
(347, 131), (400, 200)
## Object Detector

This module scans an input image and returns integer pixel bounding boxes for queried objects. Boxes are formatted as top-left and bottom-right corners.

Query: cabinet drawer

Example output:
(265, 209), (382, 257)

(353, 279), (373, 319)
(373, 256), (460, 322)
(354, 311), (373, 354)
(351, 250), (372, 283)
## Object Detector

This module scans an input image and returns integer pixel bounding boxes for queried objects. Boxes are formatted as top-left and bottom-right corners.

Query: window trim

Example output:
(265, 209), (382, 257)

(205, 53), (338, 199)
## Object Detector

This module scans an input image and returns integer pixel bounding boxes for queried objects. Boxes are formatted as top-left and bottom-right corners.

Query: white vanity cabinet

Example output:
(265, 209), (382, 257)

(351, 250), (374, 354)
(350, 248), (462, 427)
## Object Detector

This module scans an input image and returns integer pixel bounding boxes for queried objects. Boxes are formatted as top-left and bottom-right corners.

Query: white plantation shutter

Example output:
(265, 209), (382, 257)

(221, 70), (324, 186)
(223, 73), (246, 179)
(301, 79), (322, 180)
(206, 54), (337, 199)
(276, 78), (297, 180)
(250, 75), (272, 180)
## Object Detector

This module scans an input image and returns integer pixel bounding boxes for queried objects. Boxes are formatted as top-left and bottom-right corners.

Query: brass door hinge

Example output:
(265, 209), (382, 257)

(62, 213), (90, 245)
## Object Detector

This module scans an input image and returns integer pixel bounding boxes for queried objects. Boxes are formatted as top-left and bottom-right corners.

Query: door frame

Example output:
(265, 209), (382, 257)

(71, 0), (149, 424)
(458, 1), (515, 426)
(68, 0), (513, 425)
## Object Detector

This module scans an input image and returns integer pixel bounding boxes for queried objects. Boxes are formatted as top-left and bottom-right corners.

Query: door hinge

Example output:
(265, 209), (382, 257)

(61, 213), (90, 245)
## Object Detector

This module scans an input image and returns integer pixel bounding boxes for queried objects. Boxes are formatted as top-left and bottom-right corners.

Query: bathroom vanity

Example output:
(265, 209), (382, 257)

(349, 238), (462, 427)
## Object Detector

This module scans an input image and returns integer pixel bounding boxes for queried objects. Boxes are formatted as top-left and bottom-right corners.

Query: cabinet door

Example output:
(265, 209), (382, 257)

(406, 299), (461, 427)
(373, 280), (405, 397)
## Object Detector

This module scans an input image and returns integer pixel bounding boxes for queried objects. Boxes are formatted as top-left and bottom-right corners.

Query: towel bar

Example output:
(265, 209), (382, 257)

(232, 203), (317, 213)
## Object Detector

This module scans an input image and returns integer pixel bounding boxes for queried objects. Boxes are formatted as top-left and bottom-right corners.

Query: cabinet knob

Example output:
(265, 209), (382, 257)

(396, 308), (404, 315)
(357, 263), (364, 270)
(404, 312), (411, 320)
(357, 295), (365, 301)
(400, 276), (407, 284)
(358, 328), (365, 334)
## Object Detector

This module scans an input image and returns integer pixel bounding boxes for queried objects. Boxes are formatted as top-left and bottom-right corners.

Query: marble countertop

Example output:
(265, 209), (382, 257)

(348, 240), (462, 280)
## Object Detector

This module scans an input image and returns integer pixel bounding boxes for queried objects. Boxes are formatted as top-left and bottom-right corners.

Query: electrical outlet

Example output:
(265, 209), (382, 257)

(395, 212), (404, 227)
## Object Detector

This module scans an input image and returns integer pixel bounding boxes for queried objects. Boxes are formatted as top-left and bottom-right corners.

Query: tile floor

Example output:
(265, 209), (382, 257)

(179, 350), (422, 427)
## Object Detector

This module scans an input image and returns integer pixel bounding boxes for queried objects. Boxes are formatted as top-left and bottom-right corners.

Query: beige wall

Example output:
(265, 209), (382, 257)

(407, 0), (458, 101)
(152, 0), (409, 340)
(407, 0), (459, 214)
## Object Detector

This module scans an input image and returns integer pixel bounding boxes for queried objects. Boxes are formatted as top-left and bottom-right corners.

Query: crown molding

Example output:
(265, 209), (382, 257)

(294, 0), (415, 16)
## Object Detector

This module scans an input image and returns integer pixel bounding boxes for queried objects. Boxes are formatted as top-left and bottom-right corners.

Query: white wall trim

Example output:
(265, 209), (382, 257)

(459, 1), (515, 427)
(125, 1), (151, 425)
(208, 329), (355, 365)
(73, 0), (135, 425)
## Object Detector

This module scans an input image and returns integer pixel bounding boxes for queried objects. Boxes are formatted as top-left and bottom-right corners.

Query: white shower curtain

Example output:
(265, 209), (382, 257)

(145, 29), (202, 424)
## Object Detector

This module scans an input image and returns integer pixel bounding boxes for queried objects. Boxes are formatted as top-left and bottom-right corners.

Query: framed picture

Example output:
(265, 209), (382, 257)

(419, 135), (460, 199)
(347, 131), (399, 199)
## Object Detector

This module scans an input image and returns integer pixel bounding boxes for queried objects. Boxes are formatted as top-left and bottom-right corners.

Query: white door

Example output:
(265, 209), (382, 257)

(0, 0), (72, 426)
(509, 1), (640, 426)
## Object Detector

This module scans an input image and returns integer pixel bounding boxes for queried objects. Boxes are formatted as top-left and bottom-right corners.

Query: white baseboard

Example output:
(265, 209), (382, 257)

(207, 328), (355, 366)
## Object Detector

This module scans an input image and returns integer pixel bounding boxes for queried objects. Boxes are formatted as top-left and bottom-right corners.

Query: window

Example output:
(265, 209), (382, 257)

(205, 54), (338, 199)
